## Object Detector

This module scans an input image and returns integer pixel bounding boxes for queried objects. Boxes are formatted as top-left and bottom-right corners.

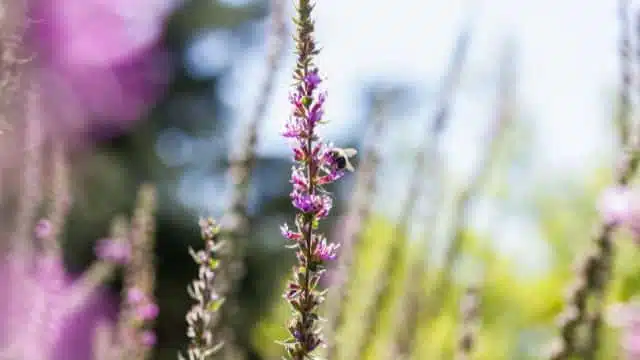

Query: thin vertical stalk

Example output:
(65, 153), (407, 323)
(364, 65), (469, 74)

(354, 19), (474, 360)
(324, 90), (389, 359)
(548, 2), (640, 358)
(217, 1), (287, 357)
(409, 44), (515, 355)
(455, 286), (481, 360)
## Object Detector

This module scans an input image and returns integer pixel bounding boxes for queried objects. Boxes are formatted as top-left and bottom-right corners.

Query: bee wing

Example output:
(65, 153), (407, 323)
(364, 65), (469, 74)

(345, 161), (355, 172)
(343, 148), (358, 157)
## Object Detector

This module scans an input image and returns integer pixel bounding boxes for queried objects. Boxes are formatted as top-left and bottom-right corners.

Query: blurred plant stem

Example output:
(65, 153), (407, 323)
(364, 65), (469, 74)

(455, 285), (481, 360)
(216, 0), (287, 358)
(354, 16), (475, 360)
(323, 88), (389, 359)
(402, 41), (515, 360)
(548, 2), (640, 359)
(115, 185), (157, 360)
(614, 0), (631, 146)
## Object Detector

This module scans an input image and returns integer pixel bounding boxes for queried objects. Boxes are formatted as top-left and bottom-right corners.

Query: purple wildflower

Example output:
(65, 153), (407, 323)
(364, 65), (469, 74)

(25, 0), (176, 143)
(279, 1), (354, 358)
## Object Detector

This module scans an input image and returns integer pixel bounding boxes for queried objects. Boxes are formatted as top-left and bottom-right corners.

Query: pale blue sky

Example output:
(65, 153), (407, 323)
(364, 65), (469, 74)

(244, 0), (619, 174)
(188, 0), (626, 274)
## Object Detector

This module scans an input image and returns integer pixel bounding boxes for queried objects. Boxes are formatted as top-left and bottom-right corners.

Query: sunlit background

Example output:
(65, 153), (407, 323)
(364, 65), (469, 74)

(0, 0), (638, 359)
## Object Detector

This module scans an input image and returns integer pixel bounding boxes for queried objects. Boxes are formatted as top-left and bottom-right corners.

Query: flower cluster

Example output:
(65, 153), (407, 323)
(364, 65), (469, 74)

(598, 186), (640, 238)
(180, 217), (225, 360)
(126, 287), (160, 347)
(0, 225), (119, 360)
(279, 1), (353, 358)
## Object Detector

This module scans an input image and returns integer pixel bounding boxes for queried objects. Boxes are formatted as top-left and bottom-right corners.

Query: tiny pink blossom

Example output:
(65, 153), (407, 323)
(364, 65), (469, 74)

(140, 330), (157, 347)
(313, 238), (339, 261)
(35, 219), (53, 240)
(623, 331), (640, 359)
(136, 302), (160, 321)
(598, 186), (633, 226)
(127, 287), (146, 304)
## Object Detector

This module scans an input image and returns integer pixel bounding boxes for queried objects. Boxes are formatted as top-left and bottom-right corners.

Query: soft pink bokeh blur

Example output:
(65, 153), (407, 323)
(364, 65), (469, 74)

(0, 254), (119, 360)
(25, 0), (178, 142)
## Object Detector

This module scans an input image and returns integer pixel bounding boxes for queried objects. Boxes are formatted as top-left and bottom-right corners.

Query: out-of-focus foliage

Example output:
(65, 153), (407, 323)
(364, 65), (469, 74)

(249, 163), (640, 360)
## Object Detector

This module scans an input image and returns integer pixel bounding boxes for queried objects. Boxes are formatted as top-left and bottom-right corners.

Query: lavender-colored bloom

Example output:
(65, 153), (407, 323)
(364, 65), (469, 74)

(279, 1), (354, 358)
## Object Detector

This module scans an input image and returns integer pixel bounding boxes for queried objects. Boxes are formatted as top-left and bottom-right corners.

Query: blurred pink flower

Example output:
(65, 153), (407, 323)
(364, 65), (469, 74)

(26, 0), (178, 141)
(598, 186), (640, 240)
(0, 253), (118, 360)
(140, 330), (157, 347)
(608, 301), (640, 359)
(598, 186), (633, 226)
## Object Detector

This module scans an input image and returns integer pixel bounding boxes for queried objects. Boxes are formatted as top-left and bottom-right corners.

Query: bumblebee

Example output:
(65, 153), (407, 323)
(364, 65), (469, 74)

(329, 148), (357, 172)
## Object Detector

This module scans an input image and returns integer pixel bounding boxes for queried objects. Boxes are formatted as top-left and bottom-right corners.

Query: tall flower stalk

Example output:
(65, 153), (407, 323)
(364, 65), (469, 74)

(113, 184), (158, 360)
(324, 89), (391, 359)
(354, 17), (474, 360)
(547, 2), (639, 358)
(455, 285), (481, 360)
(217, 0), (287, 356)
(279, 1), (352, 358)
(180, 218), (225, 360)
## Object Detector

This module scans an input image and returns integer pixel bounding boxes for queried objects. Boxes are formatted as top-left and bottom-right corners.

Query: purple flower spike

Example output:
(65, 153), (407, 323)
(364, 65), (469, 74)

(279, 1), (356, 358)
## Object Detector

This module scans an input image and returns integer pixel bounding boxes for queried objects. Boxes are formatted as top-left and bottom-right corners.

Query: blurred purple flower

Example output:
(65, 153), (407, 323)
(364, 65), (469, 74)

(26, 0), (178, 141)
(0, 253), (118, 360)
